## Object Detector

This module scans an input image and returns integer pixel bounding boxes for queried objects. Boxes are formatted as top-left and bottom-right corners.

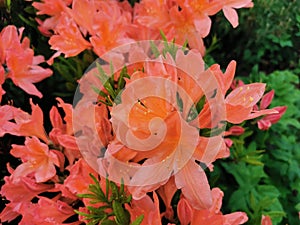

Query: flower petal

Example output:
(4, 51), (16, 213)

(175, 160), (212, 209)
(223, 6), (239, 28)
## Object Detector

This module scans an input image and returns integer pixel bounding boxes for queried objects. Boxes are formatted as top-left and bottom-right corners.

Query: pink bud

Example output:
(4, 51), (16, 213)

(261, 215), (272, 225)
(227, 126), (245, 136)
(225, 138), (233, 148)
(264, 106), (287, 124)
(260, 90), (275, 110)
(257, 119), (272, 130)
(230, 79), (245, 90)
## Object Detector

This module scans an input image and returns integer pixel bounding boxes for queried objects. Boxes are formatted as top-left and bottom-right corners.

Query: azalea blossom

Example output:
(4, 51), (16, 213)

(177, 187), (248, 225)
(10, 137), (63, 183)
(17, 197), (76, 225)
(0, 105), (19, 137)
(49, 97), (81, 164)
(12, 99), (49, 143)
(32, 0), (71, 35)
(74, 43), (228, 210)
(126, 192), (162, 225)
(0, 170), (54, 223)
(49, 13), (91, 58)
(64, 158), (98, 195)
(0, 25), (52, 97)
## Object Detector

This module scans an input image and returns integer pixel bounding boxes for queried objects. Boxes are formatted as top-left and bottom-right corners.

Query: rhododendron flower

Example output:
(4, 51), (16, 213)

(12, 99), (49, 143)
(0, 202), (22, 223)
(0, 105), (19, 136)
(87, 1), (133, 56)
(177, 0), (223, 37)
(225, 83), (278, 124)
(0, 25), (52, 97)
(1, 171), (53, 203)
(17, 197), (76, 225)
(134, 0), (171, 30)
(33, 0), (71, 35)
(10, 137), (63, 183)
(168, 6), (206, 55)
(207, 61), (277, 124)
(126, 192), (162, 225)
(0, 171), (54, 223)
(75, 44), (228, 210)
(49, 98), (81, 164)
(64, 158), (98, 195)
(177, 188), (248, 225)
(49, 13), (91, 57)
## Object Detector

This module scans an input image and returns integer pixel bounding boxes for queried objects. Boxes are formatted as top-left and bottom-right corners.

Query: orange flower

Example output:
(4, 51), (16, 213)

(10, 137), (63, 183)
(178, 0), (223, 37)
(74, 44), (229, 211)
(0, 105), (19, 137)
(225, 83), (278, 124)
(177, 188), (248, 225)
(13, 99), (49, 143)
(92, 46), (226, 209)
(33, 0), (71, 35)
(1, 26), (52, 97)
(134, 0), (171, 30)
(33, 0), (71, 16)
(88, 1), (133, 56)
(64, 158), (98, 195)
(168, 6), (206, 55)
(126, 192), (162, 225)
(0, 25), (22, 63)
(1, 171), (53, 203)
(49, 98), (81, 164)
(49, 13), (91, 57)
(18, 197), (76, 225)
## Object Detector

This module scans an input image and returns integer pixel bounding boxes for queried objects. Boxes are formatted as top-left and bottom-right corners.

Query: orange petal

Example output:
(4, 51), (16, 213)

(175, 160), (212, 210)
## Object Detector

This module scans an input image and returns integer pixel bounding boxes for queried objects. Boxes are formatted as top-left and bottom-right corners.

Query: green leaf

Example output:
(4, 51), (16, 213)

(112, 201), (130, 225)
(101, 220), (118, 225)
(96, 62), (116, 99)
(130, 215), (144, 225)
(18, 14), (36, 27)
(106, 177), (110, 199)
(176, 92), (183, 113)
(110, 182), (119, 201)
(77, 193), (97, 199)
(150, 41), (160, 58)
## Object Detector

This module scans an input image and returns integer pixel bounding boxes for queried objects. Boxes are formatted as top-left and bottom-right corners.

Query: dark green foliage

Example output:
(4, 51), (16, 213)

(210, 70), (300, 224)
(75, 174), (144, 225)
(208, 0), (300, 75)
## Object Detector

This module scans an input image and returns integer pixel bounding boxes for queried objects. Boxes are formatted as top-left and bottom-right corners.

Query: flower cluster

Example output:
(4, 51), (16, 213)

(0, 0), (288, 224)
(0, 26), (52, 100)
(33, 0), (253, 59)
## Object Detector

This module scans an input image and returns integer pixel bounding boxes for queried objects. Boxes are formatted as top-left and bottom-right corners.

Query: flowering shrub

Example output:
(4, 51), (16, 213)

(0, 0), (294, 224)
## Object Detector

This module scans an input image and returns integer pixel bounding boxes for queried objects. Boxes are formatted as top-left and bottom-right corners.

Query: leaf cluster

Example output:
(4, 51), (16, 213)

(75, 174), (144, 225)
